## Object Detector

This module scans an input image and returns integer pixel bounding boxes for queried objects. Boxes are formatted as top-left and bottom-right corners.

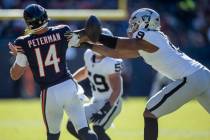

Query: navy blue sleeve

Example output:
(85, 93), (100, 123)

(14, 37), (24, 46)
(61, 25), (72, 43)
(56, 24), (71, 34)
(13, 37), (27, 54)
(62, 25), (72, 33)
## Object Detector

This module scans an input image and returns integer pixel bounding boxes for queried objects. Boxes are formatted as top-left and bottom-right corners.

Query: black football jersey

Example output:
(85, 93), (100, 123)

(14, 25), (72, 89)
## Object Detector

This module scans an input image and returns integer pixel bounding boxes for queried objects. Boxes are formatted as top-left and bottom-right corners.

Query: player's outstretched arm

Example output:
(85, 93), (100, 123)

(82, 15), (158, 52)
(68, 15), (157, 53)
(81, 42), (140, 59)
(92, 44), (140, 59)
(98, 34), (158, 53)
(9, 43), (27, 80)
(72, 66), (88, 82)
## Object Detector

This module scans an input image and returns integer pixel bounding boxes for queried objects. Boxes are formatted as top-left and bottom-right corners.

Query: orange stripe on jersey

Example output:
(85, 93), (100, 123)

(41, 89), (49, 132)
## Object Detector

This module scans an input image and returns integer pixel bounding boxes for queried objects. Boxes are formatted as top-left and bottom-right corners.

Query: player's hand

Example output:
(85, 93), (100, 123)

(65, 31), (80, 47)
(8, 42), (24, 56)
(90, 102), (112, 123)
(90, 112), (105, 123)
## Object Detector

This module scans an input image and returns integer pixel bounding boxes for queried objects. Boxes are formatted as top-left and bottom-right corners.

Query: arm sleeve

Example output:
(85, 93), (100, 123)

(14, 37), (24, 46)
(62, 25), (72, 42)
(63, 25), (72, 33)
(62, 25), (80, 48)
(13, 37), (26, 54)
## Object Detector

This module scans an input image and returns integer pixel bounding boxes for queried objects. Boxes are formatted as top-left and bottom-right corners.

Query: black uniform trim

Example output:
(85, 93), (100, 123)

(92, 54), (96, 63)
(40, 75), (71, 90)
(148, 77), (187, 112)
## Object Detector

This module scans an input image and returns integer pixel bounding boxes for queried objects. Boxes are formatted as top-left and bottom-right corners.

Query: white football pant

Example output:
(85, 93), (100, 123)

(40, 79), (88, 134)
(147, 67), (210, 117)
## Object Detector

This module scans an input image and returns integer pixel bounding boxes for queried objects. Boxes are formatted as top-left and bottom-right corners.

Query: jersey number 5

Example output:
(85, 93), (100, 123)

(35, 44), (60, 77)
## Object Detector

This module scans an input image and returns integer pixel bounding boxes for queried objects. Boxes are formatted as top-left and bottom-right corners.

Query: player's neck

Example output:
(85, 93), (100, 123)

(34, 27), (49, 35)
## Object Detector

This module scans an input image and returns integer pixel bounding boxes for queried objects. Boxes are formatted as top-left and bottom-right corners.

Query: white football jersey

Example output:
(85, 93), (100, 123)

(84, 49), (123, 100)
(133, 29), (203, 80)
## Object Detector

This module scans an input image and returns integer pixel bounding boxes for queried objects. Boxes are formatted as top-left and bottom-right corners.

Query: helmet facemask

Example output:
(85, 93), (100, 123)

(127, 21), (139, 38)
(127, 8), (161, 38)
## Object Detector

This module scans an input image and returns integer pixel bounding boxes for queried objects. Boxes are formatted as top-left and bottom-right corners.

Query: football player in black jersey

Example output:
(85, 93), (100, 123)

(9, 4), (97, 140)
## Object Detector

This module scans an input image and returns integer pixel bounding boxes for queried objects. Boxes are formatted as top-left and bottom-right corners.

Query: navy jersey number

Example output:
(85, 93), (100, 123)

(136, 31), (145, 39)
(35, 44), (60, 77)
(115, 63), (121, 72)
(88, 72), (109, 92)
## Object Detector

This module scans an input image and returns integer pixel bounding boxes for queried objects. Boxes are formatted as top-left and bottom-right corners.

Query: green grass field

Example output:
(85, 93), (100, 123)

(0, 97), (209, 140)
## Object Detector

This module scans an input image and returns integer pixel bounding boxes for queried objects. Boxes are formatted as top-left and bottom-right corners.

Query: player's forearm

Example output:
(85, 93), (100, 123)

(10, 65), (24, 80)
(92, 44), (140, 59)
(108, 74), (122, 106)
(109, 89), (121, 106)
(73, 67), (88, 82)
(10, 53), (28, 80)
(92, 44), (121, 58)
(117, 38), (140, 51)
(10, 67), (18, 80)
(98, 34), (158, 52)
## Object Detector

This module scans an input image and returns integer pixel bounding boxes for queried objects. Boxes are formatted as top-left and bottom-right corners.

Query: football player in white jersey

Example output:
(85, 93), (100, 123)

(69, 8), (210, 140)
(67, 28), (123, 140)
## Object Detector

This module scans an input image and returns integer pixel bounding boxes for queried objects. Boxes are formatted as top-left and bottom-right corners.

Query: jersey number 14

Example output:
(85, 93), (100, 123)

(35, 44), (60, 77)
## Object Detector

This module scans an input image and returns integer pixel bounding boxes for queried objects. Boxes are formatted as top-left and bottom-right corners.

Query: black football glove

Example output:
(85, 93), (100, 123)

(90, 101), (112, 123)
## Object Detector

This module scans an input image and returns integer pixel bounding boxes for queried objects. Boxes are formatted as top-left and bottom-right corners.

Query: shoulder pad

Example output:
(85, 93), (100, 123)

(16, 34), (30, 40)
(102, 57), (122, 73)
(84, 49), (93, 60)
(52, 24), (71, 31)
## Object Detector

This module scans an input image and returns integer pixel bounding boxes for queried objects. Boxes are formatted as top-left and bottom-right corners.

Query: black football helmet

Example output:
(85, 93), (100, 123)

(23, 4), (49, 30)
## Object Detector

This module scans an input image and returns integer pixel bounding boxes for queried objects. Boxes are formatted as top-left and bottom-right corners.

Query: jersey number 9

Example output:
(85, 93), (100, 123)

(88, 72), (109, 93)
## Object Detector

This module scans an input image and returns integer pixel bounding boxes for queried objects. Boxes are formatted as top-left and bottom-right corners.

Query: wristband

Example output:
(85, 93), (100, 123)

(15, 53), (28, 67)
(80, 42), (93, 49)
(98, 34), (118, 49)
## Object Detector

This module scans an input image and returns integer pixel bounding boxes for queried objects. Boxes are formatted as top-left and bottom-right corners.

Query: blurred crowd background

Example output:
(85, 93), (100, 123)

(0, 0), (210, 98)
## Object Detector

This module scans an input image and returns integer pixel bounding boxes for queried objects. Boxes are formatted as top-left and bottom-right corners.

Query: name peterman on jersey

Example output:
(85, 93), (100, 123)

(14, 25), (73, 89)
(27, 33), (61, 48)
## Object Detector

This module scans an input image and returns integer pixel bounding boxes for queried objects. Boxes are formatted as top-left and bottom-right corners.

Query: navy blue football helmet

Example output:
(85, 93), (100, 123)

(23, 4), (49, 31)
